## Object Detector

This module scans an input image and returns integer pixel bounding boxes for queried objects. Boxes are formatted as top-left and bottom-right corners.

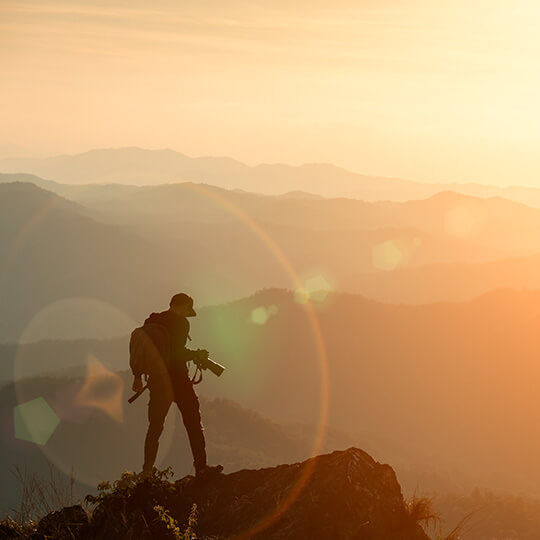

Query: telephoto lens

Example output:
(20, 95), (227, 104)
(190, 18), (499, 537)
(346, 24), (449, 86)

(196, 349), (225, 376)
(206, 358), (225, 377)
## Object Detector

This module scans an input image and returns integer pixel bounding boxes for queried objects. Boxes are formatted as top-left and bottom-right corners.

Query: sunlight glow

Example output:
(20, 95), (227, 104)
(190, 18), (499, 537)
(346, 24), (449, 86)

(4, 1), (540, 184)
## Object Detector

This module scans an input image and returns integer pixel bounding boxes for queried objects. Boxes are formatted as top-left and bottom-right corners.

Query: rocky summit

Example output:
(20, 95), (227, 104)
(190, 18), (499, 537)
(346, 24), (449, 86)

(6, 448), (430, 539)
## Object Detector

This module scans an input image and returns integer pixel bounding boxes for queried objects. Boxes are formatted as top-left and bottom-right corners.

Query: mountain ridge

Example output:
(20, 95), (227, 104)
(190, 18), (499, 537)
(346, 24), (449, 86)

(5, 147), (540, 207)
(5, 146), (540, 205)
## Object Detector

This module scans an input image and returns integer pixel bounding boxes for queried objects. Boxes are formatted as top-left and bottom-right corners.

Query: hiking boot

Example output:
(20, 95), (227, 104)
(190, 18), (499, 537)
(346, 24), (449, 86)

(195, 464), (223, 479)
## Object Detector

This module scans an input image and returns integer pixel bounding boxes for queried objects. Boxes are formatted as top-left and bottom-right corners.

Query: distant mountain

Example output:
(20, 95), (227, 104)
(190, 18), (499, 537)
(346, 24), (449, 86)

(6, 181), (527, 344)
(0, 371), (358, 516)
(6, 180), (540, 345)
(6, 288), (540, 505)
(6, 173), (540, 262)
(0, 182), (345, 342)
(0, 172), (60, 192)
(344, 252), (540, 303)
(4, 147), (540, 205)
(0, 147), (415, 198)
(0, 183), (196, 342)
(3, 366), (535, 538)
(0, 367), (475, 520)
(44, 181), (540, 259)
(188, 288), (540, 497)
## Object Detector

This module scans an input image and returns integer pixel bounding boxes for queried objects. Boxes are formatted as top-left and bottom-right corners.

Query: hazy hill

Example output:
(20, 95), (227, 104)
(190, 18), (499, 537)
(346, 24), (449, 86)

(0, 371), (357, 516)
(0, 182), (314, 341)
(0, 366), (478, 523)
(0, 332), (460, 499)
(0, 147), (429, 198)
(0, 183), (196, 343)
(6, 174), (540, 265)
(3, 180), (523, 344)
(27, 179), (540, 258)
(0, 172), (61, 193)
(7, 288), (540, 497)
(138, 220), (503, 294)
(345, 252), (540, 303)
(5, 147), (540, 206)
(186, 288), (540, 497)
(8, 174), (538, 260)
(7, 180), (540, 348)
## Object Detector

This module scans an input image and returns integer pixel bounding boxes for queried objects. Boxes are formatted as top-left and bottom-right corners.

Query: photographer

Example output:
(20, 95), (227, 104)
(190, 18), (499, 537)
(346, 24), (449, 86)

(132, 293), (223, 478)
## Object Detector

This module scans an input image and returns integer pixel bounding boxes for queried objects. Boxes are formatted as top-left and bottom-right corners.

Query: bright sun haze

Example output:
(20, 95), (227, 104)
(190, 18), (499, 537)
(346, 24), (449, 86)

(2, 0), (540, 186)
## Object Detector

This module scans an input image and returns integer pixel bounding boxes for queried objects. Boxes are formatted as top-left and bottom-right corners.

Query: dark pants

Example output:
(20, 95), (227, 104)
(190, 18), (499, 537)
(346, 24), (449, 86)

(143, 372), (207, 473)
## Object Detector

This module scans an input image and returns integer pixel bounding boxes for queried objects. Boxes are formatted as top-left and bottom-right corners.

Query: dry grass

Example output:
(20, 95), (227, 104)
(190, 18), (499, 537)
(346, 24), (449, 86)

(406, 494), (474, 540)
(9, 463), (79, 524)
(439, 512), (474, 540)
(406, 495), (442, 529)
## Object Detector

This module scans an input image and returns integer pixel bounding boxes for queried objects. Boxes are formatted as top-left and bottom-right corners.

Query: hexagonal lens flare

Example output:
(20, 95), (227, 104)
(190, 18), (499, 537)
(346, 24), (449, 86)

(14, 397), (60, 446)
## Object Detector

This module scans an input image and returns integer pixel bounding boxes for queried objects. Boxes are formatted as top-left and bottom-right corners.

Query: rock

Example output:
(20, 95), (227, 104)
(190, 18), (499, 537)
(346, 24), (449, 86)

(183, 447), (428, 539)
(87, 447), (430, 539)
(35, 505), (88, 539)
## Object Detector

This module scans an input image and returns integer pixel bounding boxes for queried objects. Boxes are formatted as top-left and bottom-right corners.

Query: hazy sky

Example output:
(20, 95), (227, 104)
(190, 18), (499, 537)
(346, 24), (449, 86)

(2, 0), (540, 185)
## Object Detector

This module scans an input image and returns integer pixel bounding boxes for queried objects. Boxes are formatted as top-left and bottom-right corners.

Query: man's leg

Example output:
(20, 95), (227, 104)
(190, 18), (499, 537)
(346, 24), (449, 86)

(175, 380), (207, 472)
(143, 381), (172, 474)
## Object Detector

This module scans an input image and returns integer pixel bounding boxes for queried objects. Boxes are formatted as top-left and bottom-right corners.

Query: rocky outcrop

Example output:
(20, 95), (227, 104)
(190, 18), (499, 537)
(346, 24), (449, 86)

(176, 447), (430, 540)
(8, 448), (430, 539)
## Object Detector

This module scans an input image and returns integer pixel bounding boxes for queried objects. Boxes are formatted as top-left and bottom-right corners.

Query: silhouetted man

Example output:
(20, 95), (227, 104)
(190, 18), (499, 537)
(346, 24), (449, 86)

(132, 293), (222, 477)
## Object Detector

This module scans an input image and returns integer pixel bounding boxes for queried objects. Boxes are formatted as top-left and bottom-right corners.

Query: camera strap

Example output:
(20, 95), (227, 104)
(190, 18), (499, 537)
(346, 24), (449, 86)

(191, 363), (203, 385)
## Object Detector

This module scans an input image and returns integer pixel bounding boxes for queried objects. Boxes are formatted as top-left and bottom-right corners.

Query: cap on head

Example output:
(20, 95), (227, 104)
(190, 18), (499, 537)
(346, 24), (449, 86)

(170, 293), (197, 317)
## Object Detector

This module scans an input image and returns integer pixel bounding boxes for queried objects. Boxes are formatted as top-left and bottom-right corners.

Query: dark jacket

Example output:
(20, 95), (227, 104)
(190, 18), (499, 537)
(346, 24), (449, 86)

(144, 310), (196, 372)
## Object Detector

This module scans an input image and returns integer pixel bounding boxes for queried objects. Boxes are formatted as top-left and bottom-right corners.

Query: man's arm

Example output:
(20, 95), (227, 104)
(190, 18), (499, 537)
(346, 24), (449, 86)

(132, 374), (144, 393)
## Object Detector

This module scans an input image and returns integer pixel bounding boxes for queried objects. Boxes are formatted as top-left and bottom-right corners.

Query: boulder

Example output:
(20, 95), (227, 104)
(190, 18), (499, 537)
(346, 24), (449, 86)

(35, 505), (88, 539)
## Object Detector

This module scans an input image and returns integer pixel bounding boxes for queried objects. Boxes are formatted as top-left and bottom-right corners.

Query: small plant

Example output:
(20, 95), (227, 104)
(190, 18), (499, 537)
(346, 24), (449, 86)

(154, 503), (198, 540)
(405, 494), (472, 540)
(85, 467), (200, 538)
(85, 466), (173, 506)
(406, 495), (441, 530)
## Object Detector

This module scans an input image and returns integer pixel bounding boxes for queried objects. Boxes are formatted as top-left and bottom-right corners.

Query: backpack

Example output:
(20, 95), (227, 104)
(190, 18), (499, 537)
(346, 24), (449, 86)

(129, 323), (170, 376)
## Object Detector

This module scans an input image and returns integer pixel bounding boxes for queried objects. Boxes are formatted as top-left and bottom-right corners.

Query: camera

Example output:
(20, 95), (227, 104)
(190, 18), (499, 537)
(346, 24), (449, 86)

(194, 349), (225, 377)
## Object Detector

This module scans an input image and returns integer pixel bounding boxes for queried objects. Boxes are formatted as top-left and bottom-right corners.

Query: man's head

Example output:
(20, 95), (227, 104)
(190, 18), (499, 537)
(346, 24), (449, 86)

(169, 293), (197, 317)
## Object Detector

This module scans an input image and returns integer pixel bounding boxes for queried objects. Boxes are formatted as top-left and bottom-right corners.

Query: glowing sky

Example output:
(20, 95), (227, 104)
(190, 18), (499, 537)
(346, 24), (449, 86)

(2, 0), (540, 185)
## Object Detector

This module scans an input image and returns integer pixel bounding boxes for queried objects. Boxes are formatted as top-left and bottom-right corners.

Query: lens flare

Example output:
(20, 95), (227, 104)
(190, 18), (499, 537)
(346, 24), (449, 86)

(251, 306), (269, 325)
(305, 275), (332, 302)
(294, 289), (310, 304)
(250, 304), (279, 325)
(294, 274), (333, 304)
(76, 355), (124, 423)
(14, 397), (60, 446)
(372, 240), (403, 271)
